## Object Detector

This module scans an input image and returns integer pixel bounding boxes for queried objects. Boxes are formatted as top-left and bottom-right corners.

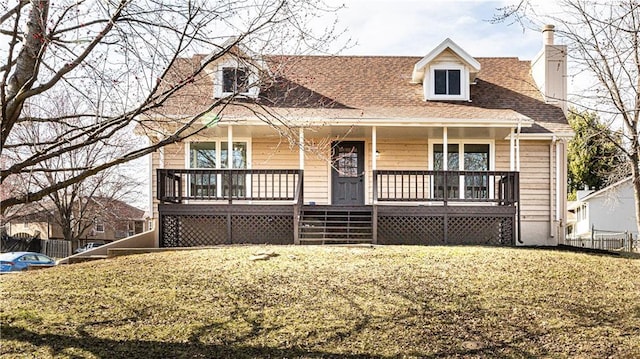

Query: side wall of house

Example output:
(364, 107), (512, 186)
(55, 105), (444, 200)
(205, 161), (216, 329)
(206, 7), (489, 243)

(589, 182), (638, 236)
(496, 139), (562, 246)
(151, 142), (186, 220)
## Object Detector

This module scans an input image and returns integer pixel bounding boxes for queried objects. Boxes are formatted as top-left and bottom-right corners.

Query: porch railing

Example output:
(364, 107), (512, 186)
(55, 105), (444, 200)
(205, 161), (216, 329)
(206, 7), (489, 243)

(157, 169), (303, 203)
(373, 170), (519, 205)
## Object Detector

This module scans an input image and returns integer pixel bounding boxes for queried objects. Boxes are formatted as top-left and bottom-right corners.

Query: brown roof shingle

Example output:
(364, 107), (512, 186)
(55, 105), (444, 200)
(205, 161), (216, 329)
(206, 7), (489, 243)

(155, 54), (569, 134)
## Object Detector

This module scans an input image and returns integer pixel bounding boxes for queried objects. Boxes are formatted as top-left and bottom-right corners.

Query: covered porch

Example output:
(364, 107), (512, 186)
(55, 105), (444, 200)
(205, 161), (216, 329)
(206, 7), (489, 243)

(156, 168), (519, 246)
(155, 121), (523, 246)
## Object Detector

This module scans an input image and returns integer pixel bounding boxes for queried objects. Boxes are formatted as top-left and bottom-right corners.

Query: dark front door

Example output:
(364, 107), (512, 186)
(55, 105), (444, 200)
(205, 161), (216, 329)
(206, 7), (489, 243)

(331, 141), (365, 205)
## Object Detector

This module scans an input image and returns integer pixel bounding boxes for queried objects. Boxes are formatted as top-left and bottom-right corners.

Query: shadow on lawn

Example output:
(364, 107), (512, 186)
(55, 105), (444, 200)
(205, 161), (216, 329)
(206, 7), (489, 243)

(2, 325), (386, 359)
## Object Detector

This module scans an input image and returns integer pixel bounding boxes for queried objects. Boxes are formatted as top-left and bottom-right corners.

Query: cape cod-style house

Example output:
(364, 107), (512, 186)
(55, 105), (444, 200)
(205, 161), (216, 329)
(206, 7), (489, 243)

(144, 25), (571, 248)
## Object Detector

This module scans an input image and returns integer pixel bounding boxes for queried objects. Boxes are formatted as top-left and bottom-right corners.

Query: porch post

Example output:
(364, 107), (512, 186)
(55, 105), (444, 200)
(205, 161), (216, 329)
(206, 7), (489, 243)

(509, 128), (515, 171)
(516, 122), (521, 171)
(443, 127), (448, 170)
(299, 128), (304, 170)
(372, 126), (377, 171)
(372, 126), (378, 244)
(227, 125), (233, 169)
(227, 125), (233, 244)
(442, 127), (448, 244)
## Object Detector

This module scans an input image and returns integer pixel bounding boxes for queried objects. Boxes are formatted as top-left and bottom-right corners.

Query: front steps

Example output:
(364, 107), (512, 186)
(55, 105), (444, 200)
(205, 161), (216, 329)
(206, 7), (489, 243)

(298, 205), (373, 244)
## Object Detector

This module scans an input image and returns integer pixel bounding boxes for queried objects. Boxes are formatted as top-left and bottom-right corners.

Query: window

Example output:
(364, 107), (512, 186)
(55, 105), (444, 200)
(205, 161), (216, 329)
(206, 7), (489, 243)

(190, 142), (217, 197)
(434, 69), (461, 95)
(188, 141), (248, 197)
(222, 67), (249, 93)
(426, 64), (467, 101)
(94, 218), (105, 233)
(432, 142), (492, 200)
(335, 144), (360, 178)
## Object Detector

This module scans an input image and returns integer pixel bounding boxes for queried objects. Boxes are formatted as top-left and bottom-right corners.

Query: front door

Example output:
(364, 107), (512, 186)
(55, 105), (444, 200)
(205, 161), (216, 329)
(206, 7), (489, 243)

(331, 141), (365, 205)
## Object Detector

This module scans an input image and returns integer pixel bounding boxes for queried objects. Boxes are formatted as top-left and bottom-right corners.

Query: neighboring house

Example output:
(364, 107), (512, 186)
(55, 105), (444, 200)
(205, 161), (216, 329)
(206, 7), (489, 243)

(5, 198), (146, 242)
(567, 177), (638, 239)
(144, 25), (571, 247)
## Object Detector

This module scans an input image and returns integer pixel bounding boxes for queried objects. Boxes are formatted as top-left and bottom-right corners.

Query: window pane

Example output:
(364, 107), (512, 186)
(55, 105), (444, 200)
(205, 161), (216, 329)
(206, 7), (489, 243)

(448, 70), (461, 95)
(222, 68), (235, 93)
(220, 142), (247, 169)
(190, 142), (217, 168)
(434, 70), (447, 95)
(221, 142), (247, 197)
(222, 67), (249, 93)
(236, 68), (248, 93)
(335, 145), (359, 177)
(433, 144), (459, 170)
(464, 144), (490, 199)
(463, 144), (489, 171)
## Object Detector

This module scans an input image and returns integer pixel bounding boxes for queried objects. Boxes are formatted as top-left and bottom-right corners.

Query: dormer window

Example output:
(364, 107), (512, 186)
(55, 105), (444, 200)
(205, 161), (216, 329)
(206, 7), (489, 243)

(426, 64), (467, 101)
(434, 69), (461, 95)
(222, 67), (249, 94)
(411, 38), (480, 102)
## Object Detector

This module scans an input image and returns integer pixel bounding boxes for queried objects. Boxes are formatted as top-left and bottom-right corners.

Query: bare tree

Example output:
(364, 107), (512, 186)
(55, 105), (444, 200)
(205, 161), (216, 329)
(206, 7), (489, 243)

(495, 0), (640, 233)
(6, 95), (143, 241)
(1, 0), (344, 211)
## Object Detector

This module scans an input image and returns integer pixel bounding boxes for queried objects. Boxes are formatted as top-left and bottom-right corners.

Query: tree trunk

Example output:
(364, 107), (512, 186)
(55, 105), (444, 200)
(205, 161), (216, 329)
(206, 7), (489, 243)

(2, 0), (49, 150)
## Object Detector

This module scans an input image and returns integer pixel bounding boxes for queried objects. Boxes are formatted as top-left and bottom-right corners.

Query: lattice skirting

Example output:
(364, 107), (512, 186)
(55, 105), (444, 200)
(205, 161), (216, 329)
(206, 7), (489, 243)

(377, 207), (516, 246)
(159, 204), (294, 247)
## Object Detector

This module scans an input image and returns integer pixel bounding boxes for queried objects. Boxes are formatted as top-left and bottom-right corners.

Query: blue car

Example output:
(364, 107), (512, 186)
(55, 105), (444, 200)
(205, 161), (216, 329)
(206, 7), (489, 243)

(0, 252), (56, 272)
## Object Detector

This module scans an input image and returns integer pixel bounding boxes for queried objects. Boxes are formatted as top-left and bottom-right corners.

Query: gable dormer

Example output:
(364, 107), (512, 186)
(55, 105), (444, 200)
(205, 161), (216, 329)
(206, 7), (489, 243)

(203, 39), (264, 99)
(411, 38), (480, 101)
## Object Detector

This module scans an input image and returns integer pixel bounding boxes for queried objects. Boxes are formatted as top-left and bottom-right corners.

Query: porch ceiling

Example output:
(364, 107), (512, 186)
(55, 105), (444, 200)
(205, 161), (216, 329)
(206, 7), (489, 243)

(197, 123), (513, 140)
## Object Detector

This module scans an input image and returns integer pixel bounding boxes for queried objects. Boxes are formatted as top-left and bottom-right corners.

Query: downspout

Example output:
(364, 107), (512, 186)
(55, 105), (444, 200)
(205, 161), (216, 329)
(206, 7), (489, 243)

(550, 136), (556, 238)
(556, 138), (562, 240)
(509, 128), (515, 171)
(516, 122), (523, 243)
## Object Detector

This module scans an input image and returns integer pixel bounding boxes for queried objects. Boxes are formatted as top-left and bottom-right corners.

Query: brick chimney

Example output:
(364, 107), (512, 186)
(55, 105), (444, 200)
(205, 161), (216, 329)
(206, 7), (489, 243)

(531, 24), (567, 113)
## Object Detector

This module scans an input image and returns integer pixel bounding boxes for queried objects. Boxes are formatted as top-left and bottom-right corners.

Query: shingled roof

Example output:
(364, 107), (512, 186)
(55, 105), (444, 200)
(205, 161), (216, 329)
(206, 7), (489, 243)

(155, 54), (570, 134)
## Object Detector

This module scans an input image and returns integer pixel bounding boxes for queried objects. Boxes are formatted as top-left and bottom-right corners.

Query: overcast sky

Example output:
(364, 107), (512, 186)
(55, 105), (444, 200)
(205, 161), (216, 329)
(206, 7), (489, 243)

(326, 0), (548, 60)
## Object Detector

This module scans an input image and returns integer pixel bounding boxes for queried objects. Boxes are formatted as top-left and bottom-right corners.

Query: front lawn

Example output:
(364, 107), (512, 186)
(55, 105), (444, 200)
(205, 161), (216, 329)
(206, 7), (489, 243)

(1, 245), (639, 358)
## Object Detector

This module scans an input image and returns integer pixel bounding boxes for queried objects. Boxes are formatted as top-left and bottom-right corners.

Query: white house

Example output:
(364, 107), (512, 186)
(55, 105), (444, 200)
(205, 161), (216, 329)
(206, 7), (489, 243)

(567, 177), (638, 239)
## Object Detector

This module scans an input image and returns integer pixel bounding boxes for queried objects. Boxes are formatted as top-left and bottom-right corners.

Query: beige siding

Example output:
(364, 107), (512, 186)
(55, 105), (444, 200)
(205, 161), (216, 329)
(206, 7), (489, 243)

(151, 142), (185, 218)
(252, 140), (299, 169)
(251, 140), (300, 199)
(370, 139), (429, 201)
(518, 141), (552, 222)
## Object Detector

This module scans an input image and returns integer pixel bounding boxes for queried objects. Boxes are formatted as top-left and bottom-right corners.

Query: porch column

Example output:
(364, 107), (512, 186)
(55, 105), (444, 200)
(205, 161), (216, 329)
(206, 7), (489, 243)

(443, 127), (448, 170)
(226, 125), (233, 244)
(372, 126), (377, 171)
(299, 128), (304, 170)
(372, 126), (378, 244)
(227, 125), (233, 169)
(509, 128), (515, 171)
(516, 123), (521, 171)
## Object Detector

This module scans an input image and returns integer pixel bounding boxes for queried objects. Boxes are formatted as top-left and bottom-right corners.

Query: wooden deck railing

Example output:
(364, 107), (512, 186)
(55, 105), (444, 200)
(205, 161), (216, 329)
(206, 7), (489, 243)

(373, 170), (519, 205)
(157, 169), (303, 203)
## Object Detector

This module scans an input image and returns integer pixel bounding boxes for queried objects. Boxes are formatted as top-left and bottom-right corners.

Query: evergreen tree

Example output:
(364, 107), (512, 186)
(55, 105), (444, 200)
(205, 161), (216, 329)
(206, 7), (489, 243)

(567, 110), (626, 199)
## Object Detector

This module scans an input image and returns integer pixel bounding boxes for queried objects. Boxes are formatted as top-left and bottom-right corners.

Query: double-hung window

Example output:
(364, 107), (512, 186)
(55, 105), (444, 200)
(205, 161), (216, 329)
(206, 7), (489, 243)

(432, 142), (492, 200)
(189, 141), (248, 198)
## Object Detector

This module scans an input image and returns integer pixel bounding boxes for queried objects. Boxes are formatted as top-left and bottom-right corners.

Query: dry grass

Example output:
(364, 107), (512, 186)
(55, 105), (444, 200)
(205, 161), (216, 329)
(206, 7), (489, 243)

(1, 245), (639, 358)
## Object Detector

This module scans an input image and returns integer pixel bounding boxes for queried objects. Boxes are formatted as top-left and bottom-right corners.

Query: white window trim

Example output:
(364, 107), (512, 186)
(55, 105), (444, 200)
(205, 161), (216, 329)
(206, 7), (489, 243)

(94, 218), (105, 233)
(185, 139), (252, 199)
(213, 58), (259, 99)
(428, 139), (495, 200)
(185, 138), (252, 170)
(425, 63), (469, 101)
